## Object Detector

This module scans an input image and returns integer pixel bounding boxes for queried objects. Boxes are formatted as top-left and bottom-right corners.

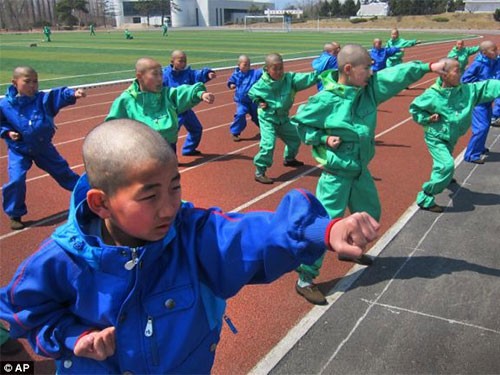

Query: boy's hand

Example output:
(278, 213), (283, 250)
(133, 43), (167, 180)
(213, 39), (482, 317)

(328, 212), (380, 259)
(429, 113), (440, 123)
(75, 88), (87, 98)
(259, 101), (267, 109)
(8, 131), (21, 141)
(208, 71), (217, 80)
(74, 327), (116, 361)
(430, 61), (446, 75)
(201, 92), (215, 104)
(229, 84), (236, 90)
(327, 136), (342, 149)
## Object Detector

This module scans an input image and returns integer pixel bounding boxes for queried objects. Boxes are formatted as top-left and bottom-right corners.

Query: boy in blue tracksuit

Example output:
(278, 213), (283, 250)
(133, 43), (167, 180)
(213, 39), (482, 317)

(0, 66), (86, 230)
(0, 119), (379, 374)
(369, 38), (401, 72)
(462, 41), (498, 164)
(312, 42), (340, 90)
(162, 50), (216, 156)
(227, 55), (262, 142)
(492, 55), (500, 127)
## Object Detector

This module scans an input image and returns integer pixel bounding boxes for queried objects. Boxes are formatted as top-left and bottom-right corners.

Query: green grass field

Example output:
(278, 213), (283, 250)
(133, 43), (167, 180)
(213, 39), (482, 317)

(0, 28), (476, 91)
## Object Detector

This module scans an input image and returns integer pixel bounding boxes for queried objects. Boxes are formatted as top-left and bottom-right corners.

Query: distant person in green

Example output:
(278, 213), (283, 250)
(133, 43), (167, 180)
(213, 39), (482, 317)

(90, 23), (96, 36)
(447, 39), (480, 73)
(291, 44), (446, 305)
(43, 25), (51, 42)
(386, 28), (420, 67)
(124, 29), (134, 40)
(162, 22), (168, 36)
(247, 53), (318, 184)
(106, 57), (215, 152)
(410, 58), (500, 213)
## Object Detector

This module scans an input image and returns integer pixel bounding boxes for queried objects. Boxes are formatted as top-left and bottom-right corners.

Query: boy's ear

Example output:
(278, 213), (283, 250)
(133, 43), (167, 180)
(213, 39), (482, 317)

(87, 188), (111, 219)
(343, 64), (352, 75)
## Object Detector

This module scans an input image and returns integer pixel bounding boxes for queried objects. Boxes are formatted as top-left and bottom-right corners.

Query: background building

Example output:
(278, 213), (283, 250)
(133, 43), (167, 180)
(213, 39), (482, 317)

(463, 0), (499, 13)
(112, 0), (274, 27)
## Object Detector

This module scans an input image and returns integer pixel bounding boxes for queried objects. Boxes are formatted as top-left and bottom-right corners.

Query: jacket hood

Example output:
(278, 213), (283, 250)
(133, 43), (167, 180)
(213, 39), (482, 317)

(5, 85), (37, 104)
(52, 174), (176, 270)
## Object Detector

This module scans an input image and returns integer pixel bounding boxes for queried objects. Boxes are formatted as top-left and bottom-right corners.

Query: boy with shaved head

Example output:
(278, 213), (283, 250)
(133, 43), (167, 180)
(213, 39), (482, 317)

(410, 58), (500, 213)
(312, 42), (341, 90)
(461, 40), (498, 164)
(447, 39), (480, 73)
(386, 28), (420, 67)
(369, 38), (401, 72)
(0, 66), (86, 230)
(162, 50), (217, 156)
(291, 44), (446, 305)
(248, 52), (318, 184)
(0, 119), (380, 374)
(227, 54), (262, 141)
(106, 57), (214, 151)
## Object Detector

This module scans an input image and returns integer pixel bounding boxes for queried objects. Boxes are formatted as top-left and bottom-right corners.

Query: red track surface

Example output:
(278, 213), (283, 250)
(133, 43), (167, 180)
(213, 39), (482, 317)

(1, 35), (498, 374)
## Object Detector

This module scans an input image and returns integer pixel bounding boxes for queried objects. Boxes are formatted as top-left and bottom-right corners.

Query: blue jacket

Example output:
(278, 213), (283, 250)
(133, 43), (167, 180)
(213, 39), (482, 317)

(0, 85), (76, 155)
(462, 53), (497, 108)
(227, 68), (263, 103)
(162, 65), (213, 88)
(312, 52), (338, 90)
(370, 47), (401, 72)
(462, 53), (496, 83)
(0, 175), (331, 374)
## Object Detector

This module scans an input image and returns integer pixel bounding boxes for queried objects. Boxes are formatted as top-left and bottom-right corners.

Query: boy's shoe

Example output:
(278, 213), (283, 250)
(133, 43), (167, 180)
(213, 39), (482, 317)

(418, 204), (444, 213)
(490, 117), (500, 127)
(10, 217), (24, 230)
(295, 283), (327, 305)
(255, 174), (273, 184)
(338, 254), (373, 266)
(283, 159), (304, 167)
(182, 149), (202, 156)
(470, 158), (485, 165)
(232, 134), (241, 142)
(0, 337), (23, 355)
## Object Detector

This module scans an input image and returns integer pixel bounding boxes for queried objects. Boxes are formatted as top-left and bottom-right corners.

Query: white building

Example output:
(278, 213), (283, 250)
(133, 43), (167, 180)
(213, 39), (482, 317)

(112, 0), (274, 28)
(356, 1), (389, 17)
(463, 0), (499, 13)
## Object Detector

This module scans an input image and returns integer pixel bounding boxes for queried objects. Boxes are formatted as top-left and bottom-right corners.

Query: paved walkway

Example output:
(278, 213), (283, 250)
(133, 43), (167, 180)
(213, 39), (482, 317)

(252, 126), (500, 375)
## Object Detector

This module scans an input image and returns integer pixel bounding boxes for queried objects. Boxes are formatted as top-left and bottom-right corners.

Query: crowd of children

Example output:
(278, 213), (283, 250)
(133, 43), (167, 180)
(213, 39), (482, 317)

(0, 29), (499, 373)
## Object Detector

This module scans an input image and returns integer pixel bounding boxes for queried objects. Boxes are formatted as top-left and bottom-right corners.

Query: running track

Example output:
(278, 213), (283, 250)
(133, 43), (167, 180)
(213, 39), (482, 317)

(1, 35), (499, 374)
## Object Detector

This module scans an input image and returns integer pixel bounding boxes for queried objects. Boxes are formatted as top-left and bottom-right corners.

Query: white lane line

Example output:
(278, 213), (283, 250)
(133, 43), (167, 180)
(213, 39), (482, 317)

(361, 299), (500, 335)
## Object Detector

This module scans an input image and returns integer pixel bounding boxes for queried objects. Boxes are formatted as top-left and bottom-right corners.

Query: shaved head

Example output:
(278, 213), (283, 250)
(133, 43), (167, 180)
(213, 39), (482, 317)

(479, 40), (495, 52)
(13, 66), (37, 79)
(338, 44), (371, 71)
(238, 54), (250, 63)
(83, 119), (176, 195)
(440, 57), (459, 72)
(265, 53), (283, 67)
(171, 49), (186, 59)
(135, 57), (161, 73)
(324, 43), (334, 53)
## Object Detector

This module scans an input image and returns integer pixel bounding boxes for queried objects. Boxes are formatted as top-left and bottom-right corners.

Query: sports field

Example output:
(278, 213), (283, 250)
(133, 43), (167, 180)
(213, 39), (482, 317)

(0, 28), (476, 91)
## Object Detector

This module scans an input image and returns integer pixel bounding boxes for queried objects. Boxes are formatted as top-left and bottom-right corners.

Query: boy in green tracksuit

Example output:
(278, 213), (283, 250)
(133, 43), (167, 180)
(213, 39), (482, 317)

(386, 28), (420, 67)
(106, 57), (215, 150)
(410, 58), (500, 213)
(248, 53), (318, 184)
(447, 39), (480, 73)
(291, 44), (446, 305)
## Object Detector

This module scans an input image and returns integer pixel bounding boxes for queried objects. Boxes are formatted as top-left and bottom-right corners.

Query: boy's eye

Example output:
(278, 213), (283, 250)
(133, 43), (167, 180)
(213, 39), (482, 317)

(139, 194), (156, 201)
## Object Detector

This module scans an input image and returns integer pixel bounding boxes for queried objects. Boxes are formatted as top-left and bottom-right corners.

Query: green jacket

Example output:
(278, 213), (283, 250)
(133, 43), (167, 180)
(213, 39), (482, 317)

(386, 37), (418, 66)
(106, 79), (206, 143)
(447, 45), (480, 72)
(292, 61), (431, 175)
(248, 71), (317, 123)
(410, 79), (500, 144)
